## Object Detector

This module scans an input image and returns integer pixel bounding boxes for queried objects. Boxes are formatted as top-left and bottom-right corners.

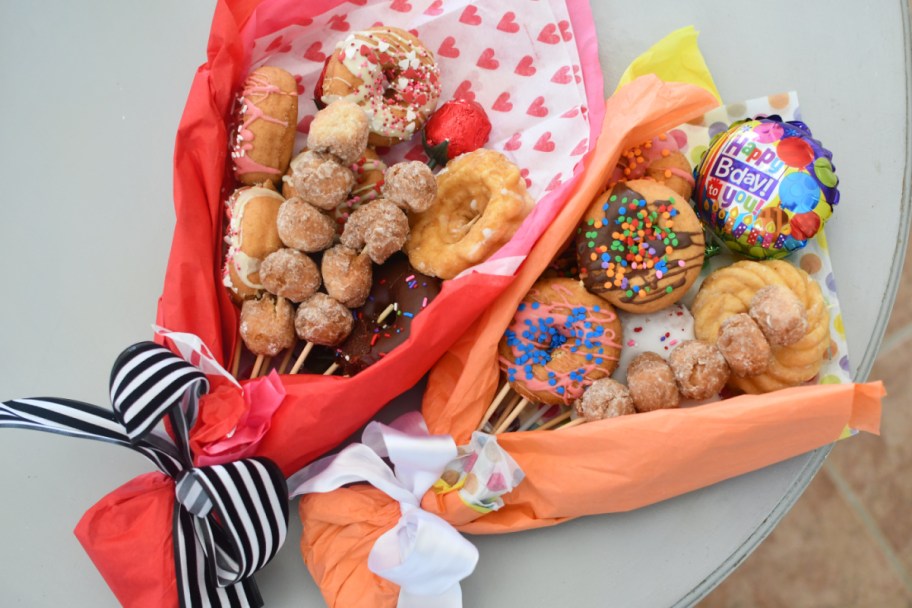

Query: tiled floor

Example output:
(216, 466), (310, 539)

(699, 238), (912, 607)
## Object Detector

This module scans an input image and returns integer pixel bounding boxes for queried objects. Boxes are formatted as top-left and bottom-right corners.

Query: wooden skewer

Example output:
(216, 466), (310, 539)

(491, 393), (522, 432)
(493, 398), (530, 434)
(250, 355), (265, 379)
(535, 410), (573, 431)
(289, 342), (314, 374)
(230, 333), (243, 378)
(557, 418), (586, 431)
(517, 404), (550, 432)
(476, 383), (511, 431)
(277, 341), (296, 375)
(323, 362), (339, 376)
(258, 356), (272, 377)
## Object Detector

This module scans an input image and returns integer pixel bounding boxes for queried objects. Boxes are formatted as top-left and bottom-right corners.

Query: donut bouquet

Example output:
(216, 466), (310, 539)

(287, 31), (885, 607)
(155, 0), (610, 476)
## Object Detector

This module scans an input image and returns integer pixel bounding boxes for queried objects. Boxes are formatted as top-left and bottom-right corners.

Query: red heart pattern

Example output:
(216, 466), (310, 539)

(328, 14), (350, 32)
(497, 12), (520, 33)
(571, 138), (588, 155)
(551, 66), (572, 84)
(454, 80), (476, 102)
(303, 42), (326, 62)
(537, 23), (560, 44)
(534, 132), (555, 152)
(254, 0), (593, 199)
(545, 173), (563, 191)
(424, 0), (443, 16)
(515, 55), (536, 76)
(297, 114), (314, 134)
(477, 48), (499, 70)
(438, 36), (460, 58)
(492, 92), (513, 112)
(404, 144), (427, 161)
(527, 96), (548, 117)
(459, 6), (482, 25)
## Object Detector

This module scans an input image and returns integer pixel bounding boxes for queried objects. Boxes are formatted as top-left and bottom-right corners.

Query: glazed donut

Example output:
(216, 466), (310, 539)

(607, 132), (695, 200)
(223, 185), (285, 301)
(498, 278), (622, 406)
(231, 66), (298, 187)
(406, 149), (534, 279)
(691, 260), (829, 394)
(577, 179), (705, 314)
(320, 26), (441, 148)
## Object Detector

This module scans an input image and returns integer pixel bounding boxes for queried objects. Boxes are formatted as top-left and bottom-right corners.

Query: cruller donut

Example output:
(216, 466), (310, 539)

(320, 26), (441, 148)
(406, 149), (534, 279)
(498, 278), (622, 406)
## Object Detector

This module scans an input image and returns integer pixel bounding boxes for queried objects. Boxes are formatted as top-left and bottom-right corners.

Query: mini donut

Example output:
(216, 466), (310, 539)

(406, 149), (534, 279)
(276, 197), (336, 253)
(716, 313), (771, 377)
(577, 179), (705, 314)
(574, 378), (636, 421)
(626, 352), (680, 412)
(239, 294), (296, 357)
(667, 340), (730, 400)
(231, 66), (298, 187)
(749, 284), (808, 346)
(223, 185), (285, 301)
(612, 304), (694, 382)
(321, 244), (372, 308)
(692, 260), (829, 393)
(382, 161), (437, 213)
(307, 100), (370, 166)
(498, 278), (622, 406)
(321, 26), (441, 147)
(295, 293), (354, 346)
(260, 248), (321, 303)
(331, 148), (388, 234)
(340, 198), (409, 264)
(607, 132), (695, 200)
(289, 150), (354, 211)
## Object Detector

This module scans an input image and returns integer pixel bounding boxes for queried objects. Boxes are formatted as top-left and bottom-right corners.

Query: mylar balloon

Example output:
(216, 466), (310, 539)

(693, 116), (839, 259)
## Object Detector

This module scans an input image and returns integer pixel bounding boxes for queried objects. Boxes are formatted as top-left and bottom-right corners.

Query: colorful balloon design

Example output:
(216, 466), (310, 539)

(693, 116), (839, 259)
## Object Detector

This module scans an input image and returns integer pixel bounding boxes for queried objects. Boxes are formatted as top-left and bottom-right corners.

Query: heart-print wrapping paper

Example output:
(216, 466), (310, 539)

(155, 0), (605, 476)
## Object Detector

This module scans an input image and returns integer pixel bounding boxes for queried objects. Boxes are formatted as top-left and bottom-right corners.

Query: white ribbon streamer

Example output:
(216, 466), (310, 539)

(288, 412), (479, 608)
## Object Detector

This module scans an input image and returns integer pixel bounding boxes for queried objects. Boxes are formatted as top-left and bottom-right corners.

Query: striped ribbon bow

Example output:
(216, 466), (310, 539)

(1, 341), (289, 608)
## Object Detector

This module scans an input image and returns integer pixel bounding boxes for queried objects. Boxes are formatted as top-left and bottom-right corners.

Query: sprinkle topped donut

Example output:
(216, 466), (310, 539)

(607, 132), (695, 200)
(498, 278), (622, 406)
(320, 27), (441, 147)
(577, 179), (705, 314)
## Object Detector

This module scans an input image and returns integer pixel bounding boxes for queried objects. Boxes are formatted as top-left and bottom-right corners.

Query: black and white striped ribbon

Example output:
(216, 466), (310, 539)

(1, 341), (289, 608)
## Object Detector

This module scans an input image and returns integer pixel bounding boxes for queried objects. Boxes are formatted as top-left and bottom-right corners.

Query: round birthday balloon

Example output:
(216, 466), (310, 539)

(693, 116), (839, 259)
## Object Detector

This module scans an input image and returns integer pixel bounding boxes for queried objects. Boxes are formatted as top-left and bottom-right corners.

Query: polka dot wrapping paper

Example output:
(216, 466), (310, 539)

(673, 91), (855, 429)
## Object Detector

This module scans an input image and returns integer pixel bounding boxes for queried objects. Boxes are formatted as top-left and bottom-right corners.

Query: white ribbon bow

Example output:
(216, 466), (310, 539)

(288, 412), (479, 608)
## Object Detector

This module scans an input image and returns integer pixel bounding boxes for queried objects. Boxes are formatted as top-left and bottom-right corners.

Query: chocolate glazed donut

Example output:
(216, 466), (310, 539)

(577, 179), (705, 314)
(334, 253), (441, 375)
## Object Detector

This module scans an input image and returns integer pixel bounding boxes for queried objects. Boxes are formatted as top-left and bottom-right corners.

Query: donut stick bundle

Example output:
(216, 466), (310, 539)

(224, 81), (447, 379)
